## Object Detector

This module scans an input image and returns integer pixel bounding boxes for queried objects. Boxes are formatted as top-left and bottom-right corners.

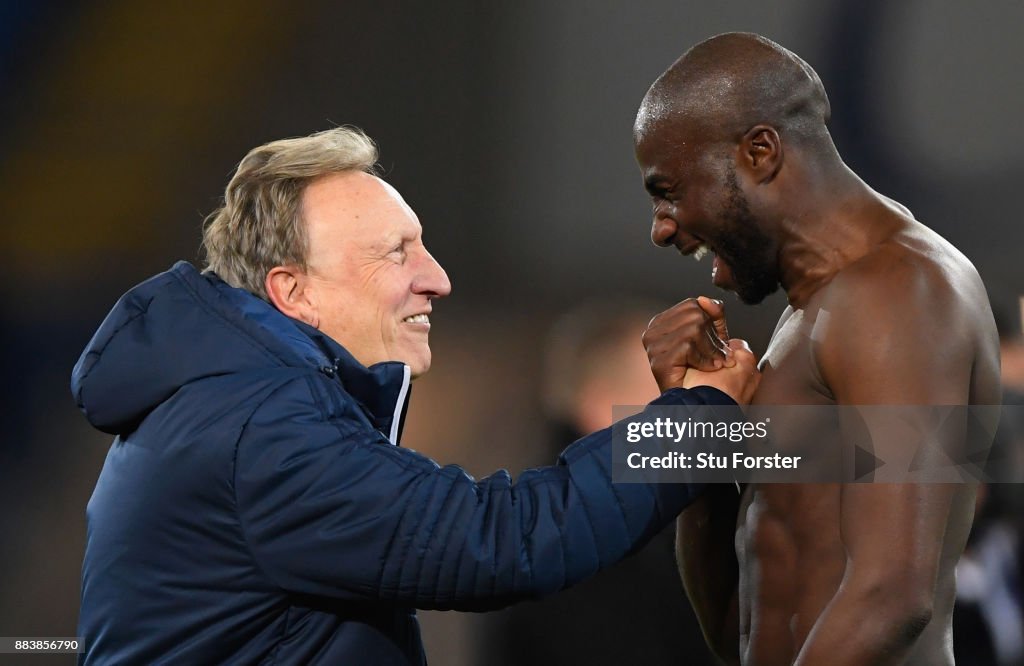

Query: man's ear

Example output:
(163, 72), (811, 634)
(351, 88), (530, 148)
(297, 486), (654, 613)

(739, 125), (783, 183)
(266, 266), (319, 328)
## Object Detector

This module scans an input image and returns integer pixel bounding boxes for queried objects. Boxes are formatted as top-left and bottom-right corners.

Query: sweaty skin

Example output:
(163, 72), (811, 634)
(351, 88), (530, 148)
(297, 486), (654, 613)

(638, 33), (1002, 666)
(677, 211), (1000, 666)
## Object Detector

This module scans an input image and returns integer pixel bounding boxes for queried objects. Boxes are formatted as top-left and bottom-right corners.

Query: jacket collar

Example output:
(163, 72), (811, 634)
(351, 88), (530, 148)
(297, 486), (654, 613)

(177, 262), (412, 444)
(291, 319), (412, 445)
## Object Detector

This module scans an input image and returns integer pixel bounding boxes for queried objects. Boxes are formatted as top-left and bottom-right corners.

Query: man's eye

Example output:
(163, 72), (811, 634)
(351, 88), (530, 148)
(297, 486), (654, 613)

(651, 188), (673, 203)
(652, 191), (674, 208)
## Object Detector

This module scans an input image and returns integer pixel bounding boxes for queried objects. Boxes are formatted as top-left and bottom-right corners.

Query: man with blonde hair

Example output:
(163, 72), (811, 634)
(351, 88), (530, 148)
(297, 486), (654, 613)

(72, 127), (759, 664)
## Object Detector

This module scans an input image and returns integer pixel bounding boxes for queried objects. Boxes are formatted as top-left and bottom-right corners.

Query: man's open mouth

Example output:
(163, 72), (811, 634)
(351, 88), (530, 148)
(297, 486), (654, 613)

(678, 237), (733, 288)
(679, 238), (713, 262)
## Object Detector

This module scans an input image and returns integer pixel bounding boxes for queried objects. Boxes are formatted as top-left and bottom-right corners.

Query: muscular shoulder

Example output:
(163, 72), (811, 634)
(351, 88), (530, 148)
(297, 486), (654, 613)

(812, 224), (994, 404)
(836, 226), (951, 288)
(822, 225), (987, 337)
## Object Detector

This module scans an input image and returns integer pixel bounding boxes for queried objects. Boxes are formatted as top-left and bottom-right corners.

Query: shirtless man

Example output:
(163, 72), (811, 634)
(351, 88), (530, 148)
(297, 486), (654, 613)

(634, 33), (1001, 665)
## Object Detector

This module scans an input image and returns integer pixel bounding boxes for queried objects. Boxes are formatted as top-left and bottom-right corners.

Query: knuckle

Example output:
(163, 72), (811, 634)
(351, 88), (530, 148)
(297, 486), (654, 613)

(679, 299), (701, 313)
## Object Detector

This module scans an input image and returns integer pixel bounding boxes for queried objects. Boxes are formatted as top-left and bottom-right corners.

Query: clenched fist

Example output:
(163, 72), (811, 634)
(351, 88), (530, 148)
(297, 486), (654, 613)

(644, 296), (760, 404)
(682, 338), (760, 405)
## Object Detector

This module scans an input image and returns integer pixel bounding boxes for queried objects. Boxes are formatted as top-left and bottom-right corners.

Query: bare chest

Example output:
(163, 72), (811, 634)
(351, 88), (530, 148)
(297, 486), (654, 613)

(735, 483), (846, 661)
(733, 308), (848, 660)
(755, 306), (834, 407)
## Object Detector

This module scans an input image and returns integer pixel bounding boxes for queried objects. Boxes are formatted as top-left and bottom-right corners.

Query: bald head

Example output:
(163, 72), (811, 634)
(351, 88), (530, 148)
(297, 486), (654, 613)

(636, 33), (831, 147)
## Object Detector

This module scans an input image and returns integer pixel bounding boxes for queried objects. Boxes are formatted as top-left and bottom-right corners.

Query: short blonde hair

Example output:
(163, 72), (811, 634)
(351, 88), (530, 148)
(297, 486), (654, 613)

(202, 126), (378, 299)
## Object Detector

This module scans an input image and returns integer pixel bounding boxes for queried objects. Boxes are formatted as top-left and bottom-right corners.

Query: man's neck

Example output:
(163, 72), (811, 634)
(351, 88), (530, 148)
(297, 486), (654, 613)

(774, 166), (905, 308)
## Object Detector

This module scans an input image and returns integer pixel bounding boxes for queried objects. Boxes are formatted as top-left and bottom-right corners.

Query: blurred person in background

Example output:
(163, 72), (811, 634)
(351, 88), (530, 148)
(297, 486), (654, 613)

(485, 300), (718, 665)
(70, 126), (760, 665)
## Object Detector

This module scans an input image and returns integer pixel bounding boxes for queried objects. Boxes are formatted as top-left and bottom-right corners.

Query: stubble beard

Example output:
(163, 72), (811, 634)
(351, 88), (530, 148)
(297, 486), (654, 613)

(716, 167), (780, 305)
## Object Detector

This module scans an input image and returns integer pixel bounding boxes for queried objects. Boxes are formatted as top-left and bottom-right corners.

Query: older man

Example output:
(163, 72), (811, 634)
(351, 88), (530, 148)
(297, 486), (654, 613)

(635, 33), (1001, 665)
(71, 127), (759, 665)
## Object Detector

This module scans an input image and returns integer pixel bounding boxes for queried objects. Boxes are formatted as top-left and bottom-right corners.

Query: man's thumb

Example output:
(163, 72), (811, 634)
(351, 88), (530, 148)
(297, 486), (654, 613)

(727, 338), (752, 353)
(697, 295), (729, 341)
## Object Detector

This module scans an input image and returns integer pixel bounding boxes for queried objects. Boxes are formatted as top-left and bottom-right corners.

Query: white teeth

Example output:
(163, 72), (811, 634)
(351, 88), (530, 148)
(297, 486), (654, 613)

(404, 314), (429, 324)
(693, 244), (710, 261)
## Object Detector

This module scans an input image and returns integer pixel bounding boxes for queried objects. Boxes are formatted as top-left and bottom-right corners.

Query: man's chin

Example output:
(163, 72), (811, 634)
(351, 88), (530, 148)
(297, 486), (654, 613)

(406, 352), (432, 380)
(717, 260), (779, 305)
(734, 282), (778, 305)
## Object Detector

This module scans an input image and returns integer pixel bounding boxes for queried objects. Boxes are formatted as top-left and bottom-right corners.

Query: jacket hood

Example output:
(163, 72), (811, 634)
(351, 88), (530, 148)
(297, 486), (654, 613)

(72, 261), (410, 437)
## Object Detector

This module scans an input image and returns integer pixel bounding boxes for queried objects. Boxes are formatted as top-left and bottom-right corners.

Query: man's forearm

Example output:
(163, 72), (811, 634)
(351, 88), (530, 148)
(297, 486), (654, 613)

(676, 486), (741, 664)
(793, 581), (932, 665)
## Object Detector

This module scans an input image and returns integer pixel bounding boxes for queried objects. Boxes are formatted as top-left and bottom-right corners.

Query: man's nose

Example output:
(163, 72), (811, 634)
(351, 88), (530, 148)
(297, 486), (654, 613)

(415, 251), (452, 298)
(651, 214), (677, 247)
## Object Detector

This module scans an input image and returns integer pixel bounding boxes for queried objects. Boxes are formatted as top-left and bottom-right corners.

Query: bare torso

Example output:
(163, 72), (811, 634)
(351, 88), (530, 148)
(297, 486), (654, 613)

(731, 221), (1000, 664)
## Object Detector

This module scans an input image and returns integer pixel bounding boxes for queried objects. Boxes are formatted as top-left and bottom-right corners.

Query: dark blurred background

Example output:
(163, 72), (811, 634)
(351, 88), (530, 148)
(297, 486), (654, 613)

(2, 1), (1022, 664)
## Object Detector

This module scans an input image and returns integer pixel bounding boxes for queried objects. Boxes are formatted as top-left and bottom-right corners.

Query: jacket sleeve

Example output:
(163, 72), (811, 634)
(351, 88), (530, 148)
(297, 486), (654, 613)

(233, 373), (736, 611)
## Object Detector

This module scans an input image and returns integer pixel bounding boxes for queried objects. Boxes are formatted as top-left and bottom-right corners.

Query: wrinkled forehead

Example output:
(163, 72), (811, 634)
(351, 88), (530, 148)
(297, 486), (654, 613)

(373, 176), (418, 222)
(349, 175), (423, 242)
(302, 171), (422, 250)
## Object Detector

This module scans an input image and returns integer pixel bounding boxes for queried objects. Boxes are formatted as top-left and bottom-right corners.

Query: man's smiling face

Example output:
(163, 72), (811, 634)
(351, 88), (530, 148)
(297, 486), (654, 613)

(634, 120), (780, 305)
(300, 171), (451, 377)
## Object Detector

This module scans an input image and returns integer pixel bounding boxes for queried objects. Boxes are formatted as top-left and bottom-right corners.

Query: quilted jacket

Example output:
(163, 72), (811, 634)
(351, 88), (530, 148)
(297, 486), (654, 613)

(71, 261), (735, 664)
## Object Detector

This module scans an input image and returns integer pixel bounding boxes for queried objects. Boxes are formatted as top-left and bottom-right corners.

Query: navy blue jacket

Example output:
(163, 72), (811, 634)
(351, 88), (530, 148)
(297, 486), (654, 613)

(71, 262), (735, 665)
